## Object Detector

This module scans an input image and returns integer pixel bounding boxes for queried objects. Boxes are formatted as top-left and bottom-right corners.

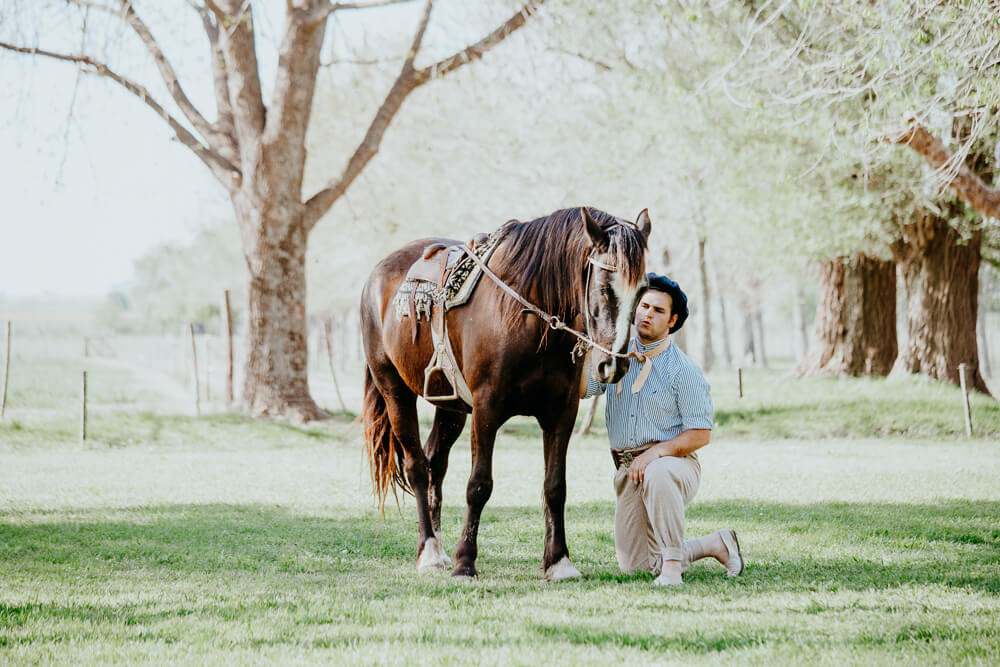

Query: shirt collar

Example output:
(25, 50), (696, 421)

(635, 337), (670, 354)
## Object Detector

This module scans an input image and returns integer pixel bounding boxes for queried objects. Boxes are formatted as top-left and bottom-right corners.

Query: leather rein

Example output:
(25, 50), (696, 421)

(460, 243), (639, 361)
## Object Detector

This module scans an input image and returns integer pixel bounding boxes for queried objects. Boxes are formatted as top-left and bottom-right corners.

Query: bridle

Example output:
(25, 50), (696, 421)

(460, 242), (641, 362)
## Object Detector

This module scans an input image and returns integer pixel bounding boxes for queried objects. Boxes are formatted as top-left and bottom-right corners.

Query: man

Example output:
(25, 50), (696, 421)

(584, 273), (744, 586)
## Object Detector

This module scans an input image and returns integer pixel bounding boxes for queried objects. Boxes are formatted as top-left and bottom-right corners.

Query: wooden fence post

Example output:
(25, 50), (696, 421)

(324, 316), (347, 411)
(958, 363), (973, 437)
(1, 321), (10, 419)
(222, 290), (234, 405)
(80, 370), (87, 443)
(205, 338), (211, 403)
(737, 367), (743, 399)
(190, 323), (201, 417)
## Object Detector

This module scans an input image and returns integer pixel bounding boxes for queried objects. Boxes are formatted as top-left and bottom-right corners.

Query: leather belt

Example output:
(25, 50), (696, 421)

(610, 444), (652, 469)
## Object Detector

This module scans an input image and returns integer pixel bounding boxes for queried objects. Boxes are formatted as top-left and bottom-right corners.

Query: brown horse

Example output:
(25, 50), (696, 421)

(361, 207), (651, 579)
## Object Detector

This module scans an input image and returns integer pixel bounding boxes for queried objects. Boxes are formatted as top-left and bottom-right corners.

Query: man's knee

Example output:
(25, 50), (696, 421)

(616, 550), (649, 574)
(643, 457), (687, 492)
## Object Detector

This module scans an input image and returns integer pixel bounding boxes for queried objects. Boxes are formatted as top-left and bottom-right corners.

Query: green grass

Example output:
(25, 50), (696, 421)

(2, 424), (999, 664)
(707, 367), (1000, 439)
(2, 338), (1000, 663)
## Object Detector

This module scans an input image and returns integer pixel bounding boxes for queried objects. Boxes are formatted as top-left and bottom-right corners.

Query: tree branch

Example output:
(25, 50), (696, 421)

(302, 0), (546, 229)
(302, 0), (418, 26)
(261, 5), (327, 193)
(0, 41), (240, 186)
(216, 0), (266, 167)
(414, 0), (544, 83)
(186, 0), (239, 165)
(113, 1), (218, 146)
(301, 0), (433, 228)
(890, 123), (1000, 220)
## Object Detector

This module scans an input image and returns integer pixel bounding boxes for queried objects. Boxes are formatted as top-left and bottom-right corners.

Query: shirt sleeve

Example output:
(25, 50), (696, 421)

(582, 375), (607, 398)
(673, 362), (713, 431)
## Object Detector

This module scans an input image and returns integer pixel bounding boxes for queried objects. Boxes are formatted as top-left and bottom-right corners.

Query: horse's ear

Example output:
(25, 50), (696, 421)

(636, 209), (652, 241)
(582, 207), (608, 248)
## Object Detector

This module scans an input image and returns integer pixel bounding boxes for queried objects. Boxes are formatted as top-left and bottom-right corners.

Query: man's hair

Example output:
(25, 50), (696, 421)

(639, 273), (689, 333)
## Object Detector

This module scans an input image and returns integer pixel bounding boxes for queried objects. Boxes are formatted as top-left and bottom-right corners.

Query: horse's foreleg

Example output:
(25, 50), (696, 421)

(539, 406), (583, 581)
(421, 409), (466, 570)
(452, 409), (499, 578)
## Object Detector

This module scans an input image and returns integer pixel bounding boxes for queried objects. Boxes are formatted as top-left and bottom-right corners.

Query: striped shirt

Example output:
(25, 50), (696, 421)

(584, 338), (713, 450)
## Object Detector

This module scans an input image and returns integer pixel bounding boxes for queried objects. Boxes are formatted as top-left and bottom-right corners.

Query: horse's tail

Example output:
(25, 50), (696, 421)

(363, 364), (412, 511)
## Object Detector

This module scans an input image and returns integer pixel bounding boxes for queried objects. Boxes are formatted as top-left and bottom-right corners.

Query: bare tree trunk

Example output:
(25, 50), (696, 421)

(239, 205), (324, 420)
(798, 255), (897, 376)
(979, 304), (992, 379)
(709, 250), (732, 367)
(577, 395), (600, 436)
(741, 306), (756, 366)
(794, 285), (810, 362)
(697, 237), (714, 371)
(752, 310), (768, 369)
(894, 209), (989, 394)
(324, 315), (347, 412)
(718, 294), (733, 367)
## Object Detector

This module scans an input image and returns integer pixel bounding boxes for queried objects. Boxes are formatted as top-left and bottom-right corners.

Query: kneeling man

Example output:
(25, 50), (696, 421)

(584, 273), (744, 586)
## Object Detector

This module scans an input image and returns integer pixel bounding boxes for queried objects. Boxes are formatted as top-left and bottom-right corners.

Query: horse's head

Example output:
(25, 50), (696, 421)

(581, 207), (651, 384)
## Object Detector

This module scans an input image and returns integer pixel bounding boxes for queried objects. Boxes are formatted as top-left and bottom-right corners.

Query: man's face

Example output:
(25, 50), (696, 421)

(634, 289), (678, 343)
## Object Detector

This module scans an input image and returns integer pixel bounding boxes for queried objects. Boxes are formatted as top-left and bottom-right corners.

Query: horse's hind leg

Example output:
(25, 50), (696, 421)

(375, 373), (440, 569)
(424, 409), (467, 567)
(452, 407), (500, 578)
(538, 404), (583, 581)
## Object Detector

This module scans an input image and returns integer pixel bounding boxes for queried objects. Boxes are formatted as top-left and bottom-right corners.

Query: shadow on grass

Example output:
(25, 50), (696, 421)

(1, 499), (997, 594)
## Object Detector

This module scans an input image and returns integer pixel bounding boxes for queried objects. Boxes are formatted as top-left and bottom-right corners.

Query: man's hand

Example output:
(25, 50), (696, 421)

(626, 430), (711, 485)
(628, 448), (660, 485)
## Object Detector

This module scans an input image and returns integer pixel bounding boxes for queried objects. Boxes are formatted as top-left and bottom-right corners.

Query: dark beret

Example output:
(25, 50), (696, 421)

(643, 272), (688, 333)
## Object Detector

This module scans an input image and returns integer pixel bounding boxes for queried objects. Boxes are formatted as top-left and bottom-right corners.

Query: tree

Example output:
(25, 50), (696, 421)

(1, 0), (545, 419)
(892, 200), (990, 393)
(797, 254), (897, 377)
(706, 0), (1000, 390)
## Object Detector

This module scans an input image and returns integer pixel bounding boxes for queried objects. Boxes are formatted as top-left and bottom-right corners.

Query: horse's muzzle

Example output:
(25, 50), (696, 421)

(596, 357), (630, 385)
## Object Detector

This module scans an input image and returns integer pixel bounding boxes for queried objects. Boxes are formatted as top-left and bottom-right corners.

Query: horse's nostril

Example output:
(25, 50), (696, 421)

(597, 360), (614, 379)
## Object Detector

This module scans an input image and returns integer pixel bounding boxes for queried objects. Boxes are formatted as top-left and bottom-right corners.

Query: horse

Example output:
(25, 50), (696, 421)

(360, 206), (651, 579)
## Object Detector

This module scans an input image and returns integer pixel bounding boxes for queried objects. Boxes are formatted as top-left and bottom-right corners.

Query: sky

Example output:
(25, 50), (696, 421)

(0, 1), (430, 300)
(0, 61), (228, 298)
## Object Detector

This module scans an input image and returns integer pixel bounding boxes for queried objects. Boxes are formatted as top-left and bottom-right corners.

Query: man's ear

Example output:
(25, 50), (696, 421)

(668, 313), (679, 329)
(583, 207), (608, 248)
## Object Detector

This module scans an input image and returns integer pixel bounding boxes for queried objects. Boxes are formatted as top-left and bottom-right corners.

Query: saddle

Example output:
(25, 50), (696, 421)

(392, 233), (497, 410)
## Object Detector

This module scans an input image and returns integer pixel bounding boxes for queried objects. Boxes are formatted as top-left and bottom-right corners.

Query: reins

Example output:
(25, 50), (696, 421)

(460, 243), (638, 361)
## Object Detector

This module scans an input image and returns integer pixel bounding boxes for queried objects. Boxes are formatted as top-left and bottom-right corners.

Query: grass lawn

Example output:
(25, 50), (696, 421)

(1, 344), (999, 664)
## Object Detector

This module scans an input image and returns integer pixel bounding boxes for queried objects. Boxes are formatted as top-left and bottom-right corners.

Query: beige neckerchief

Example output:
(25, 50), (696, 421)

(616, 337), (671, 395)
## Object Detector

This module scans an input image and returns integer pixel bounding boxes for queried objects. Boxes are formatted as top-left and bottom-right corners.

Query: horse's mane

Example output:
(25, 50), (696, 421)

(489, 207), (648, 333)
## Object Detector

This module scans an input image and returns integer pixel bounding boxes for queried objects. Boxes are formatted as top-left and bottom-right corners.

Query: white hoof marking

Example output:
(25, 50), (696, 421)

(417, 537), (450, 571)
(545, 556), (582, 581)
(434, 532), (452, 567)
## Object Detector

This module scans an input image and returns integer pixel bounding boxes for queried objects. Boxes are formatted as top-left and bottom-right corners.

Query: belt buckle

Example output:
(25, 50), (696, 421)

(620, 450), (636, 469)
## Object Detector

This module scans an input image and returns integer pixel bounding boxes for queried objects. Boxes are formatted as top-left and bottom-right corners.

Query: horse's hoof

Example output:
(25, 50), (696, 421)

(451, 565), (477, 578)
(416, 537), (451, 571)
(545, 556), (582, 581)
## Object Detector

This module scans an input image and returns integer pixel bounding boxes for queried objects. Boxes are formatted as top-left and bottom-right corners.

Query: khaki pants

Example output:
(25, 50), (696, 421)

(614, 454), (701, 574)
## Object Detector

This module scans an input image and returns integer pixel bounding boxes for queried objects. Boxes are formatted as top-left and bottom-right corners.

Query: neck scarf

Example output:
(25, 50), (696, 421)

(616, 337), (671, 395)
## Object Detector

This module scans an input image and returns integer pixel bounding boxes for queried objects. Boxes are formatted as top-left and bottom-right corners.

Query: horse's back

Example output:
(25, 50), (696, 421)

(362, 237), (462, 395)
(362, 238), (456, 317)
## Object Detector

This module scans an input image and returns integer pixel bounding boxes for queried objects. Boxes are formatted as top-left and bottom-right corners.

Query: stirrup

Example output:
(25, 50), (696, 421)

(423, 364), (460, 402)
